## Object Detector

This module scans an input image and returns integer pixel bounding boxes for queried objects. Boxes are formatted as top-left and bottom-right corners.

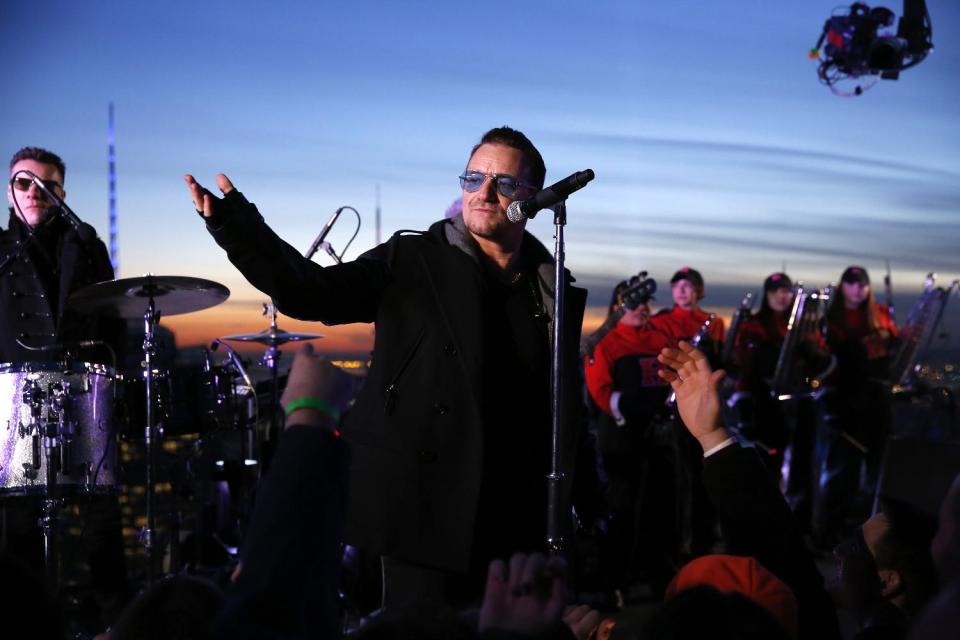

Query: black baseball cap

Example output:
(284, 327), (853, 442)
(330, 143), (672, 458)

(840, 266), (870, 285)
(764, 272), (793, 292)
(670, 267), (704, 294)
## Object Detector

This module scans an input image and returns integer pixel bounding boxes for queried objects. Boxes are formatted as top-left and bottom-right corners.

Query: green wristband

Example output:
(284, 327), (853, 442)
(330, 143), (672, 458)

(284, 397), (341, 422)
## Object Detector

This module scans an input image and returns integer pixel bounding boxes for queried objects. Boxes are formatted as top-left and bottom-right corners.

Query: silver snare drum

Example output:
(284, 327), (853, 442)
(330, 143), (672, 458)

(0, 362), (117, 495)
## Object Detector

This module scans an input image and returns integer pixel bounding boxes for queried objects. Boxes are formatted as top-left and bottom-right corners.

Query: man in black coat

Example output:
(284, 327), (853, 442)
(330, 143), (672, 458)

(1, 146), (117, 364)
(186, 127), (600, 607)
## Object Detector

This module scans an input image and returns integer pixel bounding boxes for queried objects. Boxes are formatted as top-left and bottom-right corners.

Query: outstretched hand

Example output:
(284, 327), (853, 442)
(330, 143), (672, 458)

(657, 341), (730, 452)
(184, 173), (235, 218)
(479, 553), (567, 635)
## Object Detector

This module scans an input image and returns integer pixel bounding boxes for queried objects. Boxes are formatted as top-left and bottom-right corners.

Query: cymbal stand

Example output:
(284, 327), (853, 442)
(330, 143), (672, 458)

(140, 288), (162, 585)
(262, 302), (282, 439)
(26, 381), (61, 591)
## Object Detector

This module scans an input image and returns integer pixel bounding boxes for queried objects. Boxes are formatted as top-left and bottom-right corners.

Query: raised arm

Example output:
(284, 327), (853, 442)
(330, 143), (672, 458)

(658, 342), (841, 640)
(213, 344), (354, 639)
(184, 173), (388, 324)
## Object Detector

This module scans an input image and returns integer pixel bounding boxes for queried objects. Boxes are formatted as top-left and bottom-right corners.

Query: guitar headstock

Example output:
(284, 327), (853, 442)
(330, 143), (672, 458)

(616, 272), (657, 311)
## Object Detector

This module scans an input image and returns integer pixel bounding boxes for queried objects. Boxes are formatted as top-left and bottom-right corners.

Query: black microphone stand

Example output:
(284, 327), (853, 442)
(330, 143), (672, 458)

(546, 200), (567, 555)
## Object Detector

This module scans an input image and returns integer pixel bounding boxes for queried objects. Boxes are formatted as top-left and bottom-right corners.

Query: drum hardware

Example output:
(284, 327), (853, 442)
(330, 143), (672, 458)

(2, 365), (95, 590)
(209, 339), (258, 466)
(222, 302), (324, 441)
(721, 292), (754, 369)
(67, 274), (230, 585)
(141, 289), (160, 580)
(2, 363), (118, 495)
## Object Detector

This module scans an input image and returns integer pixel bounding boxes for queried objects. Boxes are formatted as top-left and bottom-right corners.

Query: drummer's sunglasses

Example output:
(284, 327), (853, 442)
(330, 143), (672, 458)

(459, 171), (534, 199)
(11, 177), (63, 193)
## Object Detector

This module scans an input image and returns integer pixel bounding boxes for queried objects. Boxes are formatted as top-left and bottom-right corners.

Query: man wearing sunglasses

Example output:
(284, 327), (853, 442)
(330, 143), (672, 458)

(1, 146), (116, 363)
(187, 126), (599, 608)
(1, 147), (128, 629)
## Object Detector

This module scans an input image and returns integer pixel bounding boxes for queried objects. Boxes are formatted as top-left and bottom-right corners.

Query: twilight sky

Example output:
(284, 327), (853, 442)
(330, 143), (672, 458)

(2, 1), (958, 355)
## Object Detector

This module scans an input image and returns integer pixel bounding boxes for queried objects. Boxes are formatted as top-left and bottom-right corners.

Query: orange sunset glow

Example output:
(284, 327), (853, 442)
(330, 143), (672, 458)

(159, 299), (738, 357)
(160, 299), (377, 355)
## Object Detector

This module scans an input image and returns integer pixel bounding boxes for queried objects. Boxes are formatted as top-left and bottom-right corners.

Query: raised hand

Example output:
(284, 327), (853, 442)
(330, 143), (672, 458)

(184, 173), (236, 219)
(657, 341), (730, 452)
(280, 343), (356, 430)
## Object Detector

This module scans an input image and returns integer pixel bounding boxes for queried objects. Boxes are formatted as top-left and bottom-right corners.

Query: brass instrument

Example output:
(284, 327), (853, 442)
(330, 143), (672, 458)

(666, 313), (716, 407)
(770, 284), (835, 400)
(721, 292), (754, 368)
(890, 273), (959, 389)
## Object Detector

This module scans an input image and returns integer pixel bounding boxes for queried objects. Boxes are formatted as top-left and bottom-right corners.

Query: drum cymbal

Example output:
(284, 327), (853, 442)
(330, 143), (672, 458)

(221, 328), (324, 347)
(68, 275), (230, 318)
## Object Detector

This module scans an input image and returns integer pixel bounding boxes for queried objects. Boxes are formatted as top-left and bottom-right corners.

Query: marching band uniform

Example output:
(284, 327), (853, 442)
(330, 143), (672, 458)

(584, 309), (676, 596)
(649, 268), (726, 558)
(649, 268), (725, 367)
(814, 266), (898, 544)
(734, 294), (791, 468)
(649, 305), (726, 350)
(732, 273), (819, 528)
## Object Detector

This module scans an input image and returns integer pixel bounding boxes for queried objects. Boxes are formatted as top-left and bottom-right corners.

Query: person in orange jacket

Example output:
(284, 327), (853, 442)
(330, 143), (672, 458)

(650, 267), (725, 365)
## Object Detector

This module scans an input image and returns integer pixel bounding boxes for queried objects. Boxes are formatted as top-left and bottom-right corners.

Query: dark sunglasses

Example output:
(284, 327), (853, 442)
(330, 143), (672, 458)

(11, 177), (63, 193)
(458, 171), (534, 199)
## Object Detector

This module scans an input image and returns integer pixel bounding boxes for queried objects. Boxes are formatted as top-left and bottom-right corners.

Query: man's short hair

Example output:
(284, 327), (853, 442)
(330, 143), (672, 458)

(470, 126), (546, 189)
(9, 147), (66, 180)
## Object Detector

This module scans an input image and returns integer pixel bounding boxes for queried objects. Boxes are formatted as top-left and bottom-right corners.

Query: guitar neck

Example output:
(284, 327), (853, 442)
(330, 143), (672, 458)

(580, 308), (626, 360)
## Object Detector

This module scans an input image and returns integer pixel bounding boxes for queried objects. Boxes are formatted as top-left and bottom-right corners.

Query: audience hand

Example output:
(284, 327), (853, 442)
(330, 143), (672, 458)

(479, 553), (567, 635)
(562, 604), (601, 640)
(280, 343), (355, 430)
(657, 341), (730, 452)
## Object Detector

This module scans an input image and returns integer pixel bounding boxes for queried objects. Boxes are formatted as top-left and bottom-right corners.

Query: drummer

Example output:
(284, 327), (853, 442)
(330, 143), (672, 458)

(1, 146), (119, 363)
(1, 147), (129, 628)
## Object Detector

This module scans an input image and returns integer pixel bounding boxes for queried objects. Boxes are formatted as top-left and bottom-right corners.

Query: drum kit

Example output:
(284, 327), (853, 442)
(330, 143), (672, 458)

(1, 274), (324, 587)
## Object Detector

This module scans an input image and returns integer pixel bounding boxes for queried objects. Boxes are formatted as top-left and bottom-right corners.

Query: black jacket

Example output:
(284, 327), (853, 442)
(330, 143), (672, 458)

(0, 211), (116, 364)
(704, 444), (842, 640)
(207, 191), (597, 572)
(214, 425), (349, 640)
